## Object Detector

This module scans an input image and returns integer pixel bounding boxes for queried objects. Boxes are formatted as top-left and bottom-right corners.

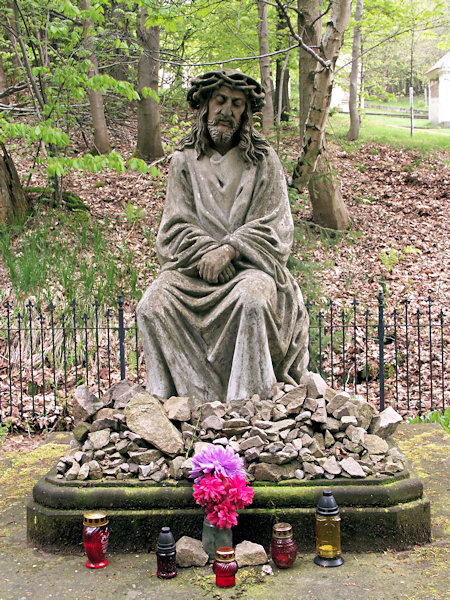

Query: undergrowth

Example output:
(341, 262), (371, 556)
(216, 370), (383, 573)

(285, 186), (356, 375)
(0, 205), (155, 316)
(409, 408), (450, 434)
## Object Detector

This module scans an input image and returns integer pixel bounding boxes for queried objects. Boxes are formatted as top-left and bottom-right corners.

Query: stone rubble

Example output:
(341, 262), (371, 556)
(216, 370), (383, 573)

(175, 536), (209, 567)
(57, 373), (406, 482)
(235, 541), (268, 566)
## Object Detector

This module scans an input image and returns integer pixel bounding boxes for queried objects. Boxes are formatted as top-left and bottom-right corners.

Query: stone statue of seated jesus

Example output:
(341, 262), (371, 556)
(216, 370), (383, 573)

(137, 69), (309, 404)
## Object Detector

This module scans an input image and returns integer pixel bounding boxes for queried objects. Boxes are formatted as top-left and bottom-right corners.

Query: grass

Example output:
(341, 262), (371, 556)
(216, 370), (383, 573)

(0, 205), (149, 316)
(327, 112), (450, 153)
(365, 94), (427, 110)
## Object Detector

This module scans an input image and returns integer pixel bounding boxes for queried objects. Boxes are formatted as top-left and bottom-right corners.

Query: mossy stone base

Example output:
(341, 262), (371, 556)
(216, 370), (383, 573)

(27, 468), (430, 552)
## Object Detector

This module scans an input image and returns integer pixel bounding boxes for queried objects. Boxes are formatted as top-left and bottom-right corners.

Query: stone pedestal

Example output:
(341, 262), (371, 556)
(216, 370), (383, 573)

(27, 468), (430, 552)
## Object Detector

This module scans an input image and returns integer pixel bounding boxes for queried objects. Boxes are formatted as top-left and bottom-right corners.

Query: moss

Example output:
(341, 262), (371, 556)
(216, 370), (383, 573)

(0, 442), (67, 511)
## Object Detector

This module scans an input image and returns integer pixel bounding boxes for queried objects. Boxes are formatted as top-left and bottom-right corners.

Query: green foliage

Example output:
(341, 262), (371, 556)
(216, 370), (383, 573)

(46, 152), (159, 177)
(163, 114), (192, 151)
(88, 74), (139, 101)
(380, 246), (422, 273)
(356, 0), (448, 97)
(0, 418), (13, 449)
(0, 208), (145, 315)
(122, 200), (145, 225)
(126, 349), (137, 374)
(0, 0), (168, 186)
(141, 87), (160, 102)
(409, 408), (450, 434)
(380, 248), (402, 273)
(0, 120), (69, 147)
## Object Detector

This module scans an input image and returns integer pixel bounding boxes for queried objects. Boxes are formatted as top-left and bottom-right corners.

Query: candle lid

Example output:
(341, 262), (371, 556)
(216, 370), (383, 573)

(83, 511), (108, 527)
(215, 546), (235, 562)
(272, 522), (293, 538)
(157, 526), (176, 552)
(316, 490), (340, 516)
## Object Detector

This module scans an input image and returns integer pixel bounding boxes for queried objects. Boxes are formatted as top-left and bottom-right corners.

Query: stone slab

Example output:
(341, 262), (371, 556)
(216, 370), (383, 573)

(27, 468), (430, 552)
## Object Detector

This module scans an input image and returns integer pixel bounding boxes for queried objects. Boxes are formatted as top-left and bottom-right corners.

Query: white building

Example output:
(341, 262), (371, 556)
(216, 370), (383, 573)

(425, 52), (450, 128)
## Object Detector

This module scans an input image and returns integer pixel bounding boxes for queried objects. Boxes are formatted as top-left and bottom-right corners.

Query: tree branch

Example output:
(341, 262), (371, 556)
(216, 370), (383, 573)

(225, 21), (257, 54)
(335, 19), (450, 74)
(274, 0), (331, 69)
(276, 39), (291, 127)
(0, 83), (27, 98)
(310, 1), (333, 29)
(155, 43), (301, 67)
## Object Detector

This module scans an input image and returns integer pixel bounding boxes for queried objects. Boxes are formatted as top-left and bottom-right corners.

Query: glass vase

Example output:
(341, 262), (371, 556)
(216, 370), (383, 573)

(202, 516), (233, 561)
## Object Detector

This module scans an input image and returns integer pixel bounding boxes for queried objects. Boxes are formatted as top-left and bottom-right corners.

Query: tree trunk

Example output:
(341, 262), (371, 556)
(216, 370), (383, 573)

(81, 0), (111, 155)
(294, 0), (351, 230)
(5, 0), (21, 86)
(0, 56), (9, 104)
(294, 0), (352, 183)
(275, 7), (290, 122)
(0, 143), (29, 225)
(297, 0), (322, 139)
(346, 0), (363, 141)
(308, 152), (349, 230)
(135, 10), (163, 161)
(276, 60), (290, 125)
(257, 0), (274, 133)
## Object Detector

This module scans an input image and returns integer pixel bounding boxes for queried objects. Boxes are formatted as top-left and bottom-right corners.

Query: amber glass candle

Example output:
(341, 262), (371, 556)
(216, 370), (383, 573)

(270, 522), (297, 569)
(314, 490), (344, 567)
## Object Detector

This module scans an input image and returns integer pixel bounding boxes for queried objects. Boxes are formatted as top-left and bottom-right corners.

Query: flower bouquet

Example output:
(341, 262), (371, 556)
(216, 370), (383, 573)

(189, 445), (254, 530)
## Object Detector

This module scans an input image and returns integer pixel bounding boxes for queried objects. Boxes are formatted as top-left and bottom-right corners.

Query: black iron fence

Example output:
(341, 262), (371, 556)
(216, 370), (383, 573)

(0, 293), (448, 428)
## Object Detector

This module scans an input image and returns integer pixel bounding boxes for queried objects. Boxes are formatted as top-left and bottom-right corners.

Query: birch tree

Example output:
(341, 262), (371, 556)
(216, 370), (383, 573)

(346, 0), (363, 140)
(275, 6), (291, 122)
(257, 0), (275, 132)
(277, 0), (351, 229)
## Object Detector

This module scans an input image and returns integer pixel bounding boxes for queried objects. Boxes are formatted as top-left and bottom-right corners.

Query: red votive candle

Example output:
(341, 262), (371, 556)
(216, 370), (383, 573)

(270, 522), (297, 569)
(83, 511), (109, 569)
(213, 546), (238, 588)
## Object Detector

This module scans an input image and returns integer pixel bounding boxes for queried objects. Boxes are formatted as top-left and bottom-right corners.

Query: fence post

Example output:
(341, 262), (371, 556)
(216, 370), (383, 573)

(305, 298), (311, 370)
(378, 291), (385, 412)
(118, 294), (126, 381)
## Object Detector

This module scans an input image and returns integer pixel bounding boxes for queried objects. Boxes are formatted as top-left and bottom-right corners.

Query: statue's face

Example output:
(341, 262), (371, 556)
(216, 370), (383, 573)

(207, 86), (247, 147)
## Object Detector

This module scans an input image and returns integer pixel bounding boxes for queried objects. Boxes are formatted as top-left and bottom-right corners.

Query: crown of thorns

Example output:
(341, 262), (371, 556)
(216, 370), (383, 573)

(187, 69), (265, 113)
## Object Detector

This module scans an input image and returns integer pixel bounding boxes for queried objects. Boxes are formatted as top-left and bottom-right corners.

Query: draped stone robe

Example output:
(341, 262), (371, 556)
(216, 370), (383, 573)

(137, 145), (309, 404)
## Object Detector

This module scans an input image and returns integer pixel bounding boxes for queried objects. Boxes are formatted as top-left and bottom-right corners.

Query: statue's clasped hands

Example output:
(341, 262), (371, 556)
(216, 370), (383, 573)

(198, 245), (236, 284)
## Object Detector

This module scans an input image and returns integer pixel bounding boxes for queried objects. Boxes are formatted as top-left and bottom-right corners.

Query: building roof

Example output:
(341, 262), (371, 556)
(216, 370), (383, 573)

(425, 52), (450, 78)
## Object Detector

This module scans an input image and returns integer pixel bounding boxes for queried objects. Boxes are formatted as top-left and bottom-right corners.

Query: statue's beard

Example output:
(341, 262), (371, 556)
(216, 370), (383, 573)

(207, 118), (239, 145)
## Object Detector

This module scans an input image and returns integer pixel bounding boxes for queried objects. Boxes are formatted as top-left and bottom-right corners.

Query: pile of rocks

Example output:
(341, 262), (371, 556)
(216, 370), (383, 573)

(57, 373), (405, 483)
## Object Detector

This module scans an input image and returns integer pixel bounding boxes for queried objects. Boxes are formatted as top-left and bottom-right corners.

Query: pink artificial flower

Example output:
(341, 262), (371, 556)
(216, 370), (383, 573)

(192, 473), (226, 506)
(190, 446), (254, 529)
(226, 475), (254, 509)
(207, 500), (239, 530)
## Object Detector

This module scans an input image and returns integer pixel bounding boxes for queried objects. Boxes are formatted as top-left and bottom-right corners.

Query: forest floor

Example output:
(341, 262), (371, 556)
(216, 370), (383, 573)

(2, 121), (449, 310)
(0, 119), (449, 431)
